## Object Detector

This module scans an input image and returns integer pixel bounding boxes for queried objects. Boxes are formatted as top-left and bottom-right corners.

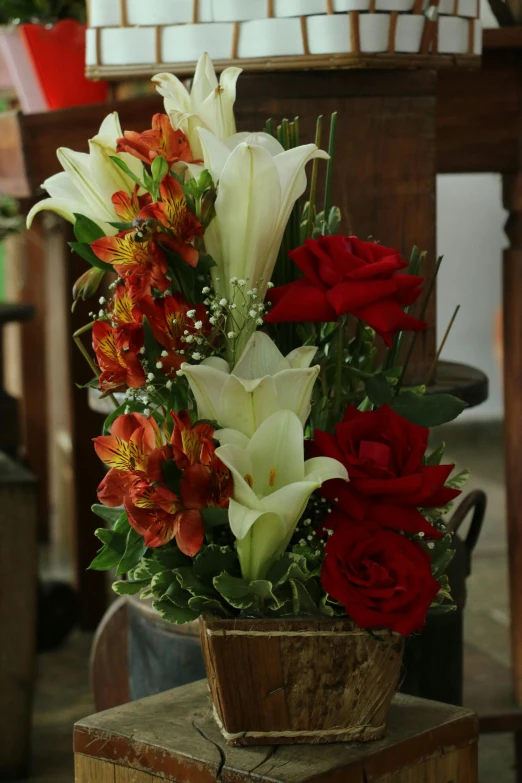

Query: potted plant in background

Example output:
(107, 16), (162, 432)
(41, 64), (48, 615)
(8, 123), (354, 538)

(27, 54), (468, 745)
(0, 0), (107, 113)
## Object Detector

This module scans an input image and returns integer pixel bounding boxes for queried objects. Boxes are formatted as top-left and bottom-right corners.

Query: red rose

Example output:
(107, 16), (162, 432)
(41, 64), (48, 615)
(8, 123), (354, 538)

(311, 404), (460, 539)
(321, 514), (440, 636)
(265, 235), (427, 346)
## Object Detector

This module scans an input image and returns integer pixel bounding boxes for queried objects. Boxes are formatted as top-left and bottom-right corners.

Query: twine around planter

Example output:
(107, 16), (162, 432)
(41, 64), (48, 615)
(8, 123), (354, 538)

(212, 704), (385, 741)
(205, 627), (399, 638)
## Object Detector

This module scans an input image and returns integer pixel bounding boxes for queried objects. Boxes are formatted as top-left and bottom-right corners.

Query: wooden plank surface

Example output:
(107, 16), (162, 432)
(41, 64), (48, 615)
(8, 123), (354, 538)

(74, 679), (478, 783)
(0, 455), (37, 778)
(85, 53), (480, 83)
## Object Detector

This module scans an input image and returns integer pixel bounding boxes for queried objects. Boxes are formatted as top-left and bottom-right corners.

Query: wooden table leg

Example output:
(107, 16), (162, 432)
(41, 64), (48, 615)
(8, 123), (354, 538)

(62, 222), (108, 631)
(503, 172), (522, 704)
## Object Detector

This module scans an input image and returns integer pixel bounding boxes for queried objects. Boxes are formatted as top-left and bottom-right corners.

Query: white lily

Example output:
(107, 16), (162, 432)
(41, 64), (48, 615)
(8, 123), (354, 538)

(198, 129), (328, 348)
(152, 53), (242, 160)
(26, 112), (144, 233)
(182, 332), (319, 438)
(215, 410), (349, 582)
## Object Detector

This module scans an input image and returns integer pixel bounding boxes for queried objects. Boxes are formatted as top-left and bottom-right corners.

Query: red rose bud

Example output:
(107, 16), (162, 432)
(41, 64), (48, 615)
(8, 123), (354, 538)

(310, 404), (461, 539)
(265, 235), (427, 347)
(321, 516), (440, 636)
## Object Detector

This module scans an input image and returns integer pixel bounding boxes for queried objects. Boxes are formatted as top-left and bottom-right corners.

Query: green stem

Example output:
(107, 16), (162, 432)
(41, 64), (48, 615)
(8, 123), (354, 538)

(396, 255), (444, 395)
(333, 317), (345, 419)
(307, 115), (323, 239)
(323, 112), (338, 232)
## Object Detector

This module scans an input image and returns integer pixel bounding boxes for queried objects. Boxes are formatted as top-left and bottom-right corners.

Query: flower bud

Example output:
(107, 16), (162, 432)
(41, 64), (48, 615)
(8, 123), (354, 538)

(72, 267), (105, 304)
(199, 187), (217, 228)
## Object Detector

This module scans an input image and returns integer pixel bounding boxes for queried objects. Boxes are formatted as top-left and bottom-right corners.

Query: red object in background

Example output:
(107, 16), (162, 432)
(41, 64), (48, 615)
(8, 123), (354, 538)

(19, 20), (108, 110)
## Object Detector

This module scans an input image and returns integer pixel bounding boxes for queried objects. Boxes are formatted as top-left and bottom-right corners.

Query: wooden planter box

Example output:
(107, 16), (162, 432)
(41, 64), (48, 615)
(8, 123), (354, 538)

(200, 614), (405, 745)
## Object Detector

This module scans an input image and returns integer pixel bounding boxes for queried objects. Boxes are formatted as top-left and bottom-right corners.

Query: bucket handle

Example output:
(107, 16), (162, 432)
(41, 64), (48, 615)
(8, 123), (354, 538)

(445, 489), (487, 554)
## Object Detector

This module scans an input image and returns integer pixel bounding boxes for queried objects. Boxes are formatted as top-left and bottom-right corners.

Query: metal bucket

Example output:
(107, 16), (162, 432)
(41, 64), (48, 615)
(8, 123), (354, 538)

(401, 490), (486, 706)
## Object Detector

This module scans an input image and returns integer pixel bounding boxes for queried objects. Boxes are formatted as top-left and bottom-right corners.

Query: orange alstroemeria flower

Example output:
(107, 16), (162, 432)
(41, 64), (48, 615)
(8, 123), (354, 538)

(141, 294), (210, 376)
(181, 461), (232, 512)
(171, 410), (215, 470)
(124, 496), (204, 554)
(112, 185), (152, 222)
(171, 410), (232, 511)
(144, 175), (203, 268)
(94, 413), (160, 507)
(91, 230), (170, 293)
(92, 320), (145, 393)
(116, 114), (196, 168)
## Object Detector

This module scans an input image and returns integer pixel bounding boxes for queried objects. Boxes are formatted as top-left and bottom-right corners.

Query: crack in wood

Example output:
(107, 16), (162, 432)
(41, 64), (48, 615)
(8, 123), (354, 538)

(249, 746), (279, 775)
(192, 719), (227, 780)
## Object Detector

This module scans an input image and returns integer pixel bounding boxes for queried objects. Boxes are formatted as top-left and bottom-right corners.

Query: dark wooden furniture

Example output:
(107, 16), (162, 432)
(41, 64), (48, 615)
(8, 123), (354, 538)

(0, 453), (37, 779)
(74, 679), (478, 782)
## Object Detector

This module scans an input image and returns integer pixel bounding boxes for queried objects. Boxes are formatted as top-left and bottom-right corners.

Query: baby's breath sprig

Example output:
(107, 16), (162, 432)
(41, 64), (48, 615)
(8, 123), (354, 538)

(201, 276), (270, 364)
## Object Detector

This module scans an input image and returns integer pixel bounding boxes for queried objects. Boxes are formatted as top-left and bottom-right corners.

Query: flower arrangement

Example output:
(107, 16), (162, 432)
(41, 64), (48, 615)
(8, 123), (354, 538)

(28, 53), (468, 643)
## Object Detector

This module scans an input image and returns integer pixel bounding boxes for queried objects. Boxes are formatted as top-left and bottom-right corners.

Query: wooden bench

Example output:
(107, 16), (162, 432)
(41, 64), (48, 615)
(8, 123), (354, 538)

(74, 679), (478, 782)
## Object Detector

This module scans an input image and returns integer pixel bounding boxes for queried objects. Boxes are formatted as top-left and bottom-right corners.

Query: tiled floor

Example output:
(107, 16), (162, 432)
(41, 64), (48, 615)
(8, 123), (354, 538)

(8, 420), (516, 782)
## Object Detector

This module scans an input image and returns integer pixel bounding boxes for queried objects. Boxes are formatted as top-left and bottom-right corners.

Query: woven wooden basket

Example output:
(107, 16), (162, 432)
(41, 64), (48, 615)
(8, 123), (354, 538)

(85, 0), (481, 80)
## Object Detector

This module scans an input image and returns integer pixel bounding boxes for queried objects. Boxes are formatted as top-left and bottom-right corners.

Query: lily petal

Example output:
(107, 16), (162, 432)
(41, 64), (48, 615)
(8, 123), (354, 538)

(213, 428), (250, 449)
(304, 456), (349, 485)
(247, 409), (305, 496)
(228, 501), (287, 581)
(233, 331), (287, 380)
(285, 345), (318, 369)
(209, 142), (281, 302)
(180, 362), (228, 422)
(272, 366), (320, 427)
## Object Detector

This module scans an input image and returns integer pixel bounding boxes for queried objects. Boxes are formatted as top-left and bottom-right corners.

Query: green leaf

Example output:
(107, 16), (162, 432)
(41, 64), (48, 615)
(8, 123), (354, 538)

(213, 572), (259, 610)
(290, 579), (321, 615)
(112, 579), (149, 596)
(69, 241), (113, 272)
(165, 579), (193, 609)
(151, 155), (168, 184)
(153, 547), (191, 570)
(201, 507), (229, 531)
(428, 603), (457, 615)
(108, 221), (134, 231)
(91, 504), (124, 526)
(73, 213), (105, 243)
(392, 392), (467, 427)
(152, 597), (199, 624)
(193, 545), (238, 582)
(89, 513), (130, 571)
(117, 528), (147, 576)
(150, 570), (177, 598)
(327, 206), (341, 235)
(143, 316), (160, 368)
(365, 374), (394, 407)
(425, 442), (446, 466)
(175, 567), (214, 597)
(197, 254), (216, 270)
(109, 156), (144, 188)
(188, 595), (229, 616)
(267, 553), (309, 587)
(445, 468), (470, 490)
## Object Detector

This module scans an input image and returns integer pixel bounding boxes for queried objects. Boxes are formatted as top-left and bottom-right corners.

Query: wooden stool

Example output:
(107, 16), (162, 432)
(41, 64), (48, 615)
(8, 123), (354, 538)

(74, 679), (479, 782)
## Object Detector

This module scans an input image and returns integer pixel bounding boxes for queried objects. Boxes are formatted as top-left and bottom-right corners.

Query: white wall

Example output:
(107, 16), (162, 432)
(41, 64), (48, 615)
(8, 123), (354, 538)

(436, 173), (506, 419)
